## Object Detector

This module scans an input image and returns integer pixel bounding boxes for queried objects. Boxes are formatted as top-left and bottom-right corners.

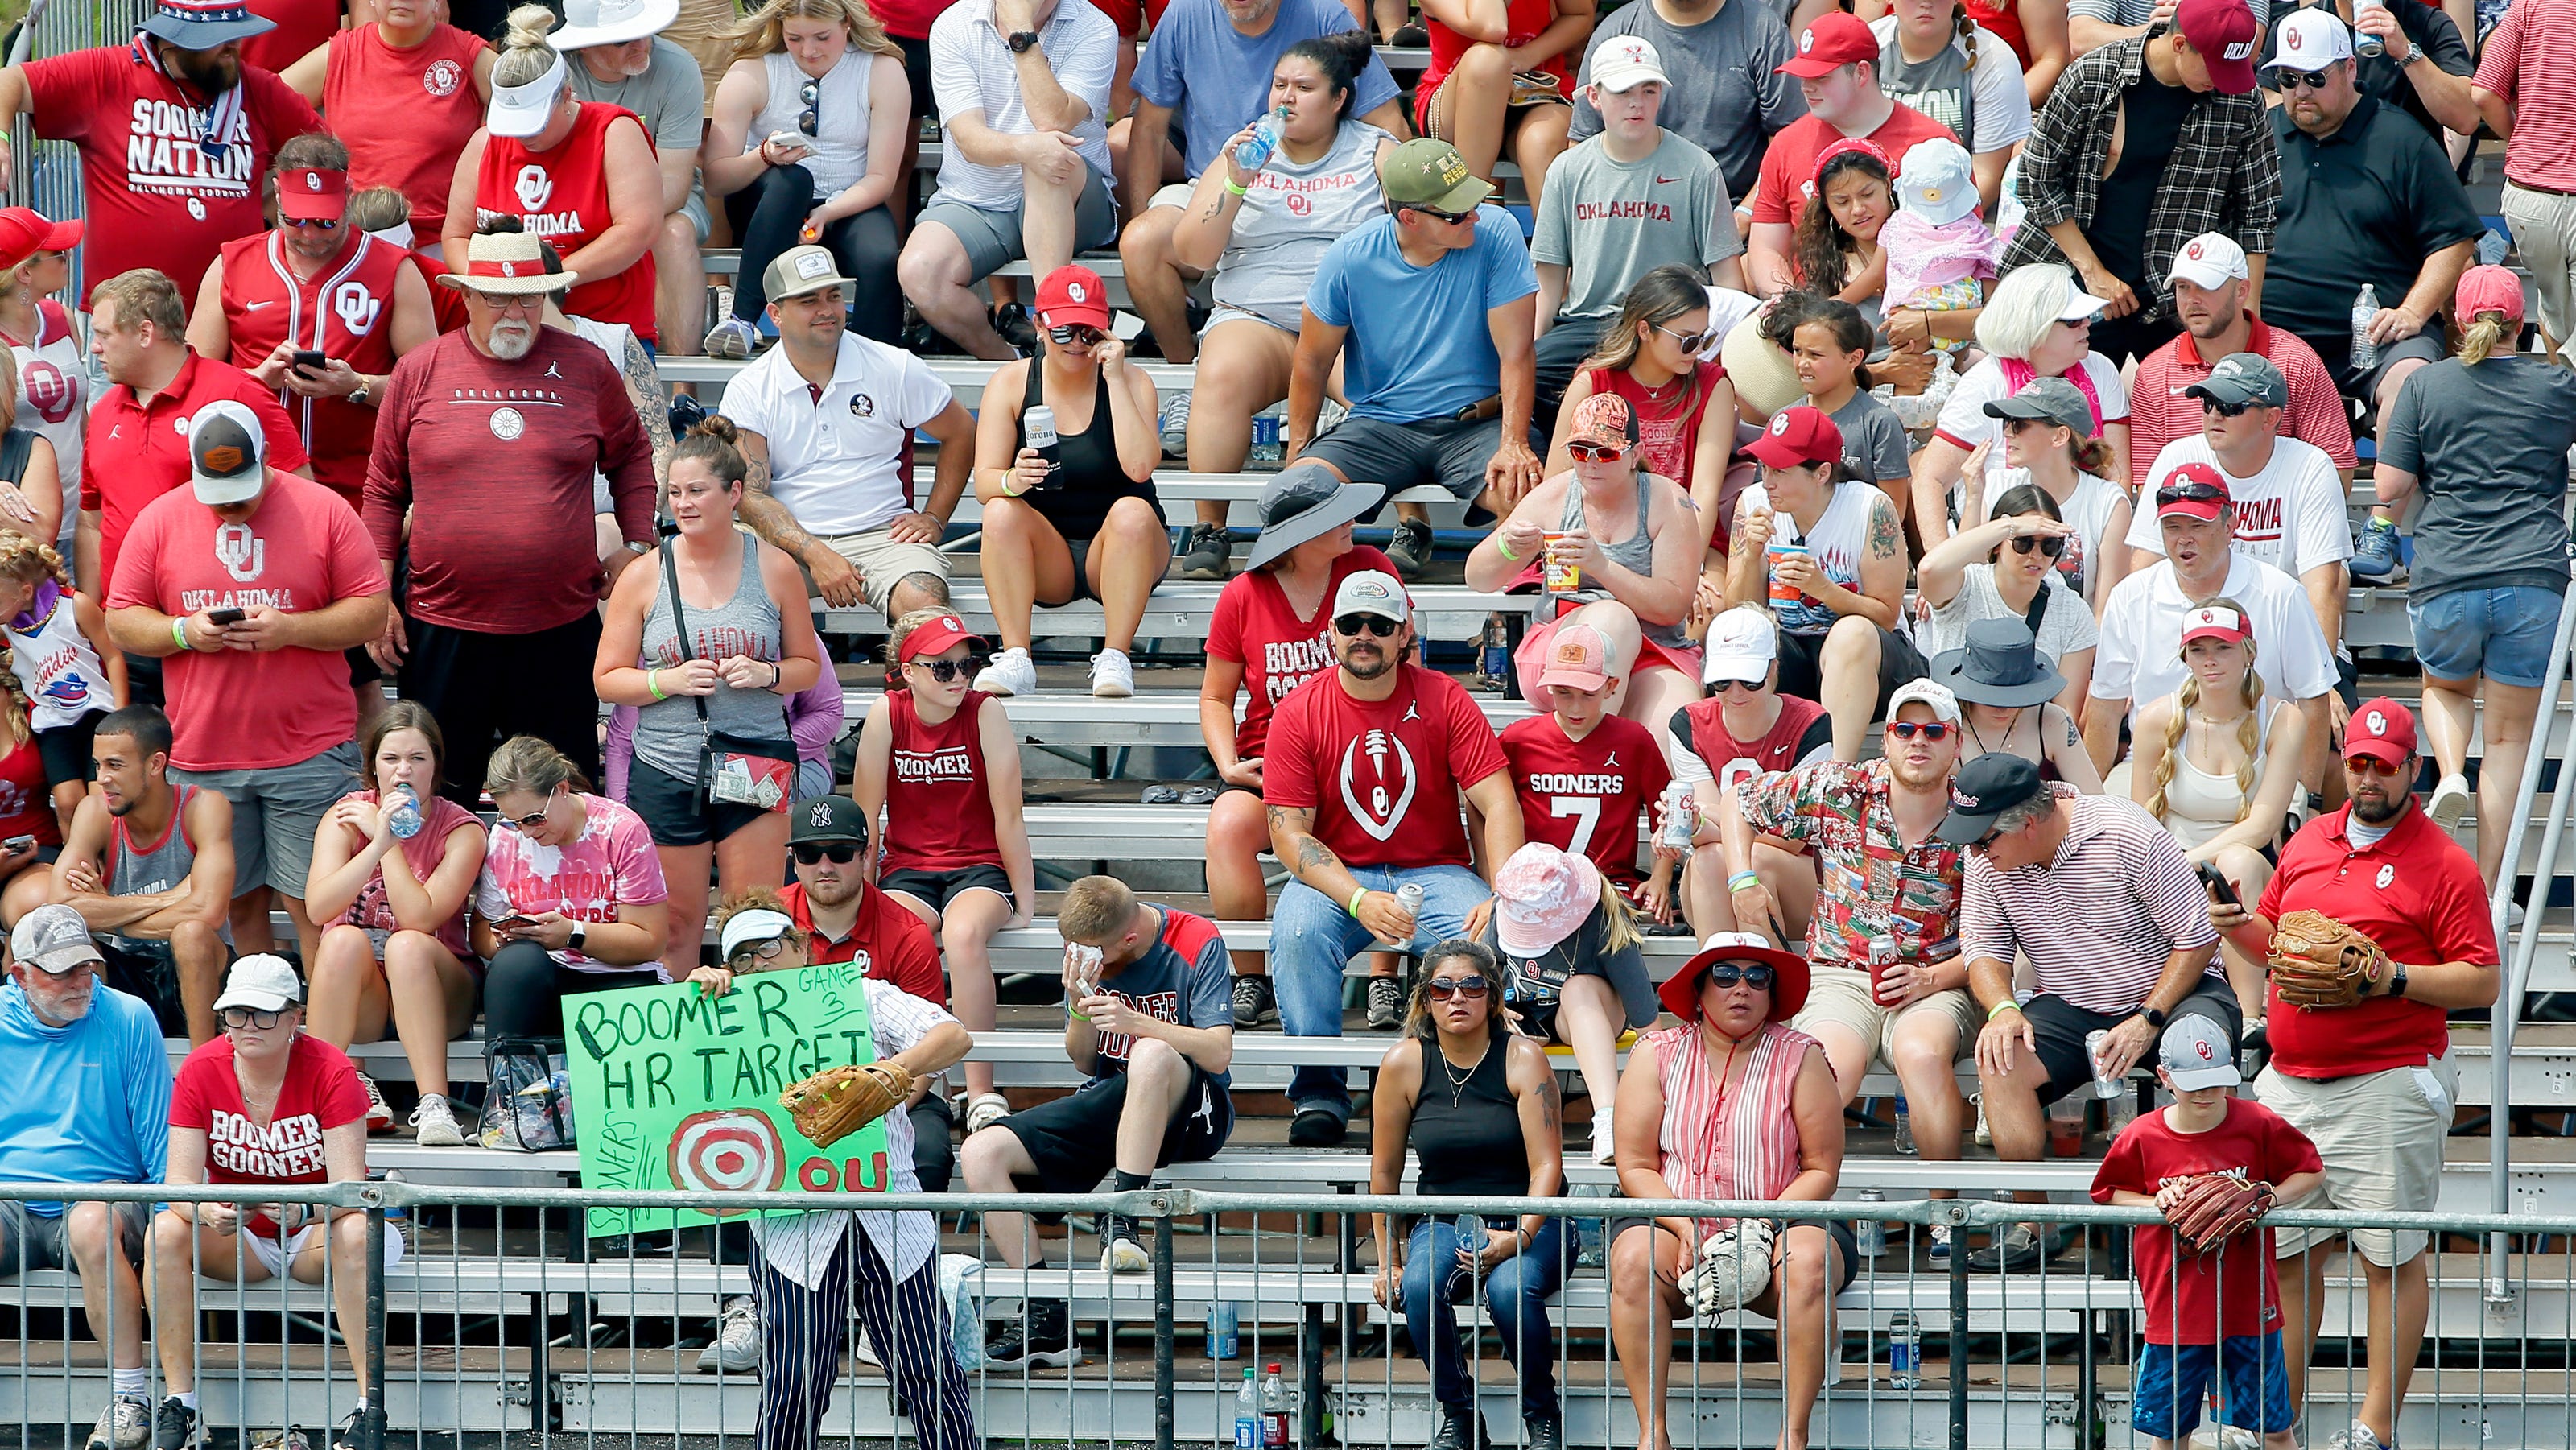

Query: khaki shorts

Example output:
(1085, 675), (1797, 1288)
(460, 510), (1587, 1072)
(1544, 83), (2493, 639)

(818, 527), (952, 614)
(2256, 1055), (2454, 1267)
(1788, 961), (1978, 1076)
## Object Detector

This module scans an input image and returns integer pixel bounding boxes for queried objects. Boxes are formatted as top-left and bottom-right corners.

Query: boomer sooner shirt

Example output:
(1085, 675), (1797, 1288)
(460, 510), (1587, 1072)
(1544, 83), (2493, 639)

(21, 40), (320, 305)
(1264, 661), (1508, 870)
(1088, 906), (1233, 1089)
(169, 1031), (369, 1240)
(1501, 713), (1666, 886)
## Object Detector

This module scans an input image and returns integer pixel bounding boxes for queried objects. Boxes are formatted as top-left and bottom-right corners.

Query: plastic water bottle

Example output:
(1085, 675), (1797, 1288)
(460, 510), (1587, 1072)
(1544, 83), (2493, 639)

(1234, 1368), (1260, 1449)
(1206, 1300), (1240, 1361)
(2351, 284), (2381, 372)
(1260, 1363), (1290, 1447)
(1892, 1095), (1915, 1155)
(2355, 0), (2386, 56)
(1571, 1182), (1612, 1266)
(1234, 104), (1290, 172)
(1855, 1187), (1886, 1258)
(387, 783), (423, 841)
(1249, 415), (1284, 468)
(1888, 1312), (1922, 1389)
(1393, 882), (1426, 947)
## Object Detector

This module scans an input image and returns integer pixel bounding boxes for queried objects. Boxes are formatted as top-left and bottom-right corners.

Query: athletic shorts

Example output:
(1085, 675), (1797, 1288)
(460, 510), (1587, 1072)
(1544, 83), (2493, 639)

(628, 757), (773, 848)
(881, 862), (1014, 914)
(918, 166), (1118, 284)
(0, 1199), (147, 1272)
(2021, 980), (2240, 1105)
(1301, 413), (1537, 518)
(171, 741), (362, 897)
(1774, 624), (1926, 721)
(35, 709), (103, 790)
(2132, 1332), (2295, 1440)
(1002, 1065), (1233, 1197)
(242, 1217), (408, 1278)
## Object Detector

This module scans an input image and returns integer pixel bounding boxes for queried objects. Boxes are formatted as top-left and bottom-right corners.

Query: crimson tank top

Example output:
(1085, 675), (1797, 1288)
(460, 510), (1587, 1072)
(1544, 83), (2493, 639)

(326, 24), (489, 233)
(219, 229), (411, 507)
(1593, 361), (1726, 500)
(476, 101), (659, 341)
(881, 688), (1003, 872)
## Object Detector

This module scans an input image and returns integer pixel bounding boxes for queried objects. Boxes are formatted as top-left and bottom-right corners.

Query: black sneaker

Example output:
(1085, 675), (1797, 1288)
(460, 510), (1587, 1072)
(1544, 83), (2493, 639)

(1288, 1107), (1347, 1146)
(1390, 21), (1428, 43)
(992, 302), (1039, 355)
(984, 1299), (1082, 1369)
(1965, 1223), (2050, 1273)
(1100, 1212), (1151, 1273)
(1427, 1403), (1486, 1450)
(1522, 1411), (1563, 1450)
(1366, 977), (1403, 1030)
(1386, 518), (1435, 579)
(1179, 522), (1232, 580)
(153, 1398), (196, 1450)
(1232, 974), (1277, 1027)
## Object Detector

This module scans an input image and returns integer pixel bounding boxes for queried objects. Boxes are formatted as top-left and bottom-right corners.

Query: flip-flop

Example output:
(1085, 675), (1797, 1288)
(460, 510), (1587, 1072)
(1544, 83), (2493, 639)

(1139, 785), (1182, 804)
(1179, 786), (1220, 805)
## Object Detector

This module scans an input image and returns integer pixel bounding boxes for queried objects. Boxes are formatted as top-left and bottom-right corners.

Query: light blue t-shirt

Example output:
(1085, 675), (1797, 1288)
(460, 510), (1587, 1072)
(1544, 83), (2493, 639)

(1307, 208), (1539, 424)
(0, 983), (171, 1215)
(1133, 0), (1402, 180)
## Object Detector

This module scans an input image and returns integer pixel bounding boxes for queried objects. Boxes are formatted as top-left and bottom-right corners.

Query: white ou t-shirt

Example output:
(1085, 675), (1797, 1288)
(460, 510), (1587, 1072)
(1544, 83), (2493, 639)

(2124, 436), (2353, 580)
(1971, 468), (2126, 608)
(1934, 353), (2132, 507)
(720, 332), (956, 537)
(2091, 553), (2339, 707)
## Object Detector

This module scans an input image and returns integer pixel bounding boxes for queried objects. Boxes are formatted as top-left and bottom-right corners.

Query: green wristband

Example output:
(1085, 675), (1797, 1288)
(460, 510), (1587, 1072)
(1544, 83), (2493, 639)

(1728, 870), (1760, 892)
(1347, 886), (1369, 917)
(1988, 1000), (2024, 1022)
(1494, 535), (1521, 562)
(1224, 177), (1249, 196)
(172, 616), (189, 651)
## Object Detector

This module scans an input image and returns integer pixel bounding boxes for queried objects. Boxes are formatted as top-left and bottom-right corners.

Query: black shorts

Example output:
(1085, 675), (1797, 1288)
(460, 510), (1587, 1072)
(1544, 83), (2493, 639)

(2322, 328), (2446, 408)
(1004, 1066), (1233, 1198)
(1774, 624), (1926, 721)
(98, 936), (192, 1039)
(347, 643), (382, 688)
(36, 709), (103, 791)
(2023, 979), (2242, 1105)
(880, 861), (1014, 913)
(627, 757), (773, 848)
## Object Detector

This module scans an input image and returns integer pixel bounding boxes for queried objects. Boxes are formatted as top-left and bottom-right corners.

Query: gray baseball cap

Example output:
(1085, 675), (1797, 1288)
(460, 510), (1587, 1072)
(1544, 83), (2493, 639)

(2184, 353), (2289, 411)
(1981, 375), (2095, 438)
(2159, 1015), (2242, 1089)
(11, 904), (101, 976)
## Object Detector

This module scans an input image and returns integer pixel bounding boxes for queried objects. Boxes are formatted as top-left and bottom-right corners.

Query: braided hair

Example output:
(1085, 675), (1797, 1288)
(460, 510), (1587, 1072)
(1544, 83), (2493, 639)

(2145, 596), (2265, 828)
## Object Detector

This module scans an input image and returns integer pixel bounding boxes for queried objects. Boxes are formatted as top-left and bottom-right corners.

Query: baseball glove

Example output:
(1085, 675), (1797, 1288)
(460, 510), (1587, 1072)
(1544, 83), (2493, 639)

(1677, 1218), (1775, 1316)
(779, 1061), (914, 1149)
(2266, 908), (2387, 1010)
(2164, 1174), (2276, 1256)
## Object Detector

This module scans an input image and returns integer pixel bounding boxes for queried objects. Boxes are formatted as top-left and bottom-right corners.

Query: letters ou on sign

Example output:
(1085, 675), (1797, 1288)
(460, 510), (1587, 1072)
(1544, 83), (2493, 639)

(562, 963), (894, 1237)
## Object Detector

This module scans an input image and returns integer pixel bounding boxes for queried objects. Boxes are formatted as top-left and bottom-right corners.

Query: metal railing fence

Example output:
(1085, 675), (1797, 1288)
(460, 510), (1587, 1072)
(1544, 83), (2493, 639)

(2, 1180), (2574, 1450)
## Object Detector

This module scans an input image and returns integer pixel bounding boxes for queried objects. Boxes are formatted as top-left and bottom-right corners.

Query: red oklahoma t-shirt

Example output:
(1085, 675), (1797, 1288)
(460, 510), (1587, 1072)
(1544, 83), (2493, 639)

(106, 472), (388, 772)
(1206, 546), (1398, 762)
(171, 1031), (369, 1239)
(1751, 102), (1959, 227)
(1500, 713), (1668, 886)
(1264, 662), (1508, 870)
(21, 42), (320, 305)
(2091, 1098), (2323, 1343)
(782, 879), (947, 1007)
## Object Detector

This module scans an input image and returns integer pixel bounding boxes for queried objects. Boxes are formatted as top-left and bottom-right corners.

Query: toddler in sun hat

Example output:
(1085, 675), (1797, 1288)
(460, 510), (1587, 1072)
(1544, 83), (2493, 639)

(1878, 138), (1999, 359)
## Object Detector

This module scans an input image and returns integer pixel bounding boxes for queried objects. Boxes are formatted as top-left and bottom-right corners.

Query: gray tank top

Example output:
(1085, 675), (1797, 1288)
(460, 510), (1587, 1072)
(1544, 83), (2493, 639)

(1556, 473), (1690, 650)
(634, 533), (789, 783)
(106, 784), (200, 952)
(1212, 120), (1391, 331)
(751, 48), (873, 196)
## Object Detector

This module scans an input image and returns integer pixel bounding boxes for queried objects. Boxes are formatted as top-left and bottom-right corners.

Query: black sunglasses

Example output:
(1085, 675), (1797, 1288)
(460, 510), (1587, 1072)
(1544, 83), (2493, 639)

(799, 78), (819, 136)
(1887, 721), (1955, 741)
(220, 1006), (287, 1030)
(794, 843), (861, 865)
(908, 655), (981, 683)
(2198, 396), (2261, 417)
(1968, 826), (2010, 853)
(2156, 481), (2229, 508)
(2009, 534), (2066, 559)
(1402, 203), (1476, 225)
(2277, 67), (2334, 90)
(1334, 613), (1402, 637)
(1046, 324), (1106, 347)
(1427, 975), (1490, 998)
(1703, 964), (1775, 990)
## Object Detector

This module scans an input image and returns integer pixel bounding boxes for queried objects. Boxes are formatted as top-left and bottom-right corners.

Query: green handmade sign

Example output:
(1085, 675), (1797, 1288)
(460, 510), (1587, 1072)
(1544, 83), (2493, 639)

(562, 964), (894, 1237)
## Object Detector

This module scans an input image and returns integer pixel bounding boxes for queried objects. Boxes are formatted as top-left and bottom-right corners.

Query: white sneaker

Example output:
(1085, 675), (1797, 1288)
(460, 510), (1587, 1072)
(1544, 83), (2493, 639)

(357, 1072), (394, 1132)
(1588, 1103), (1616, 1166)
(702, 317), (759, 360)
(966, 1092), (1013, 1134)
(975, 647), (1037, 697)
(410, 1093), (465, 1148)
(1090, 648), (1135, 699)
(2322, 1419), (2391, 1450)
(695, 1295), (761, 1374)
(2429, 773), (2473, 827)
(88, 1394), (151, 1450)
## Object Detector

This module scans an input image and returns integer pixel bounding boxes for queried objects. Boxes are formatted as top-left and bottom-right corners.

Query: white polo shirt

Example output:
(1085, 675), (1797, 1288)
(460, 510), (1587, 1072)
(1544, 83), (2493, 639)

(2091, 552), (2340, 707)
(719, 332), (954, 537)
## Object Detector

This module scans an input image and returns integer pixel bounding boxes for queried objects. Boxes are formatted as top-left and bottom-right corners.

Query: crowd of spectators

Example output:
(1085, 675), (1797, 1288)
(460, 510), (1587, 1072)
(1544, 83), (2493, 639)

(0, 0), (2549, 1446)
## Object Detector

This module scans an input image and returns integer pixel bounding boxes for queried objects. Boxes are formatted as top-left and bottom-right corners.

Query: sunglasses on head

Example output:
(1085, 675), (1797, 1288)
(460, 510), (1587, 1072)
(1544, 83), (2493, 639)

(729, 936), (791, 968)
(2156, 481), (2229, 508)
(1653, 320), (1714, 353)
(1886, 721), (1955, 741)
(798, 77), (819, 135)
(1427, 974), (1490, 998)
(2009, 534), (2067, 559)
(2199, 396), (2260, 417)
(1567, 441), (1627, 463)
(1335, 613), (1402, 638)
(280, 216), (339, 230)
(1703, 963), (1774, 990)
(907, 655), (980, 683)
(220, 1006), (286, 1031)
(1046, 323), (1106, 347)
(794, 842), (861, 865)
(1403, 203), (1476, 225)
(2277, 67), (2334, 90)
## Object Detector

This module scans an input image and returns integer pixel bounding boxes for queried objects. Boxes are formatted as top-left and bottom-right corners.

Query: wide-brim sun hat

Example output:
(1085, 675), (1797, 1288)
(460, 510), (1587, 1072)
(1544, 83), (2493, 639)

(139, 0), (277, 49)
(1244, 465), (1384, 570)
(1658, 932), (1810, 1024)
(1931, 617), (2065, 709)
(438, 230), (579, 294)
(550, 0), (679, 49)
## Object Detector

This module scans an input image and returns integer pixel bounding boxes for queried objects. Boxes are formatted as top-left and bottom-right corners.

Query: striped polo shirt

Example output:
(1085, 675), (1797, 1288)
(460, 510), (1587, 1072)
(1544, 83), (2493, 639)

(1961, 787), (2223, 1013)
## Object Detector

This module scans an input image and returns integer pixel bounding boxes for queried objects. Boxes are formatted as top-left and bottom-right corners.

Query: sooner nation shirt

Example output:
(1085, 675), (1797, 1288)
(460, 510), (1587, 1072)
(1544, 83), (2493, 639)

(1501, 712), (1667, 886)
(22, 41), (320, 305)
(1264, 662), (1508, 870)
(169, 1031), (369, 1240)
(2091, 1097), (2322, 1343)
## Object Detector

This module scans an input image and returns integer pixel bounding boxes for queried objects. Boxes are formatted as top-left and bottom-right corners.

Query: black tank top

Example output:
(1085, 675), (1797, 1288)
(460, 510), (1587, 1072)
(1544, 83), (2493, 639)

(1411, 1036), (1530, 1197)
(1015, 348), (1162, 540)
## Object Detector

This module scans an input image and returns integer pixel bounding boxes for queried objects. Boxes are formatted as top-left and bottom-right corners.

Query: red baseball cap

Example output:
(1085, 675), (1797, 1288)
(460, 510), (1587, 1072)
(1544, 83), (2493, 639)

(276, 167), (348, 222)
(897, 613), (986, 663)
(1744, 404), (1845, 469)
(1778, 10), (1880, 76)
(2344, 697), (2419, 769)
(2176, 0), (2262, 94)
(2155, 461), (2231, 522)
(2454, 264), (2525, 329)
(0, 207), (80, 273)
(1035, 264), (1112, 330)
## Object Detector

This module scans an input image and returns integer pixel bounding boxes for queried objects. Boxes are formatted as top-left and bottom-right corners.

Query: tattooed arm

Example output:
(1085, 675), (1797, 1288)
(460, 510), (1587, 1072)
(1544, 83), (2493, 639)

(1266, 803), (1364, 906)
(1830, 490), (1907, 630)
(730, 428), (867, 609)
(621, 331), (675, 490)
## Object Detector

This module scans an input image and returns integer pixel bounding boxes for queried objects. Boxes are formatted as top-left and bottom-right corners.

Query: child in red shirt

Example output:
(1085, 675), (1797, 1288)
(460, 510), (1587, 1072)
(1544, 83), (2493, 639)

(2091, 1017), (2326, 1450)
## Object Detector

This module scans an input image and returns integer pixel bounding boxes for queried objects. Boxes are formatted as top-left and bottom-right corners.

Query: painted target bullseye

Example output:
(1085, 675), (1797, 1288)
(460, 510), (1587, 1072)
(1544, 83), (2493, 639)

(668, 1109), (787, 1196)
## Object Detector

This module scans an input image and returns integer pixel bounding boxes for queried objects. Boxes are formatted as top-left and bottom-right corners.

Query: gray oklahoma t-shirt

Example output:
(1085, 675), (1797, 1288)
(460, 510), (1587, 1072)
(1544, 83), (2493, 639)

(563, 37), (708, 152)
(1568, 0), (1806, 204)
(1824, 390), (1912, 485)
(1212, 120), (1392, 331)
(1531, 130), (1740, 323)
(2377, 354), (2576, 601)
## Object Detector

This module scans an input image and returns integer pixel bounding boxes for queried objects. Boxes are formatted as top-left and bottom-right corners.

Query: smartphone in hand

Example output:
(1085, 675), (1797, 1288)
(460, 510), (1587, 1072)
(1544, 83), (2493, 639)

(206, 607), (246, 627)
(2196, 861), (2242, 910)
(291, 349), (328, 375)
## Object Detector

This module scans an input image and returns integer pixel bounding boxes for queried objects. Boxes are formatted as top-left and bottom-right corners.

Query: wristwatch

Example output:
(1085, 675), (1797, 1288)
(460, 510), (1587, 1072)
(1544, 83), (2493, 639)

(625, 539), (654, 556)
(348, 382), (371, 407)
(1005, 27), (1041, 51)
(569, 921), (588, 953)
(2140, 1005), (2169, 1031)
(2386, 960), (2409, 1000)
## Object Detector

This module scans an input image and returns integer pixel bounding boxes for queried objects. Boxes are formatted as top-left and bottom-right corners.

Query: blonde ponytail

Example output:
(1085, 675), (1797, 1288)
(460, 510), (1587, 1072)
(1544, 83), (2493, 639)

(2457, 309), (2509, 366)
(2230, 666), (2267, 825)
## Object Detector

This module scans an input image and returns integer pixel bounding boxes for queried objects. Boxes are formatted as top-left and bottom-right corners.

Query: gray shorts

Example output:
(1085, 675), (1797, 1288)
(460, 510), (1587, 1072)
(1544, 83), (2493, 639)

(680, 184), (712, 246)
(0, 1198), (148, 1272)
(171, 740), (361, 898)
(919, 165), (1119, 283)
(1301, 412), (1533, 514)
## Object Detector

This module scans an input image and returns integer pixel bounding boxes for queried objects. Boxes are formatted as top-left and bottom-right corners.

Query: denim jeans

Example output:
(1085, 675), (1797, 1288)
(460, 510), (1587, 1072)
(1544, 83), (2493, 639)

(1400, 1214), (1565, 1416)
(1270, 865), (1492, 1119)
